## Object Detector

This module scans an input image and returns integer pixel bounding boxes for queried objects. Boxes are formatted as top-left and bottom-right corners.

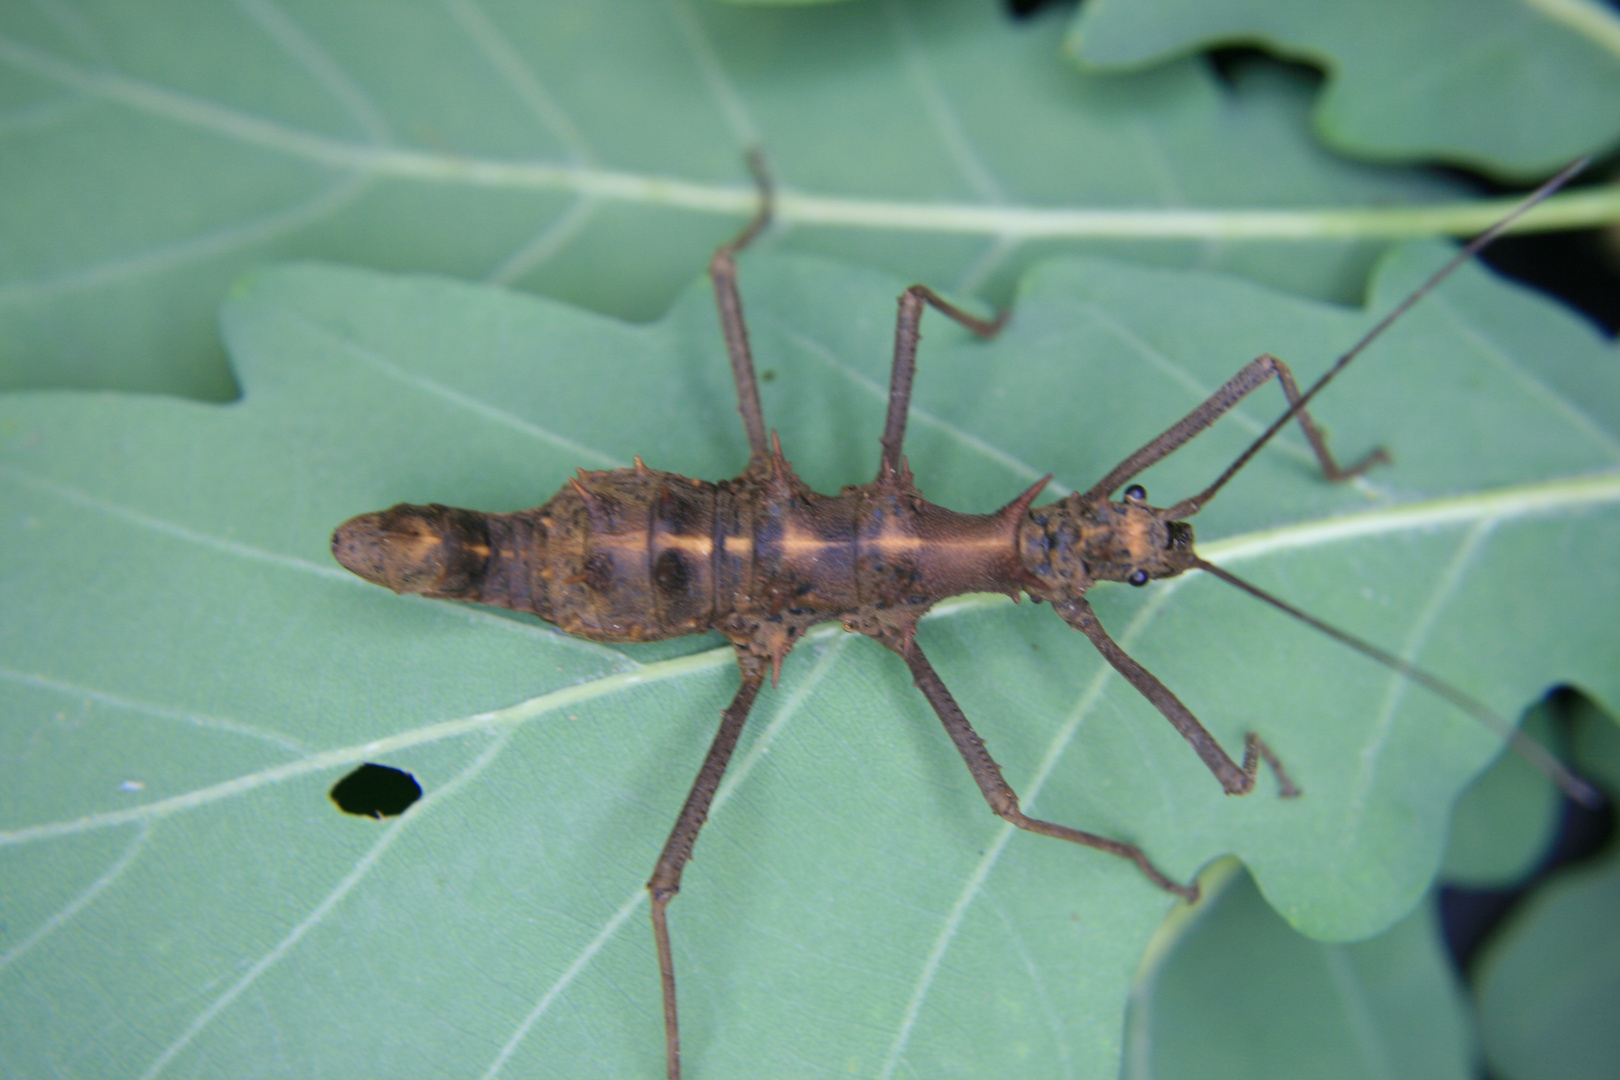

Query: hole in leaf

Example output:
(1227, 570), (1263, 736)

(329, 763), (422, 819)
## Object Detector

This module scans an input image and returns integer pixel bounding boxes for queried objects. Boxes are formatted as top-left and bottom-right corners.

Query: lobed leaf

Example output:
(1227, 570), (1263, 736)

(9, 0), (1574, 402)
(1475, 700), (1620, 1080)
(1124, 862), (1472, 1080)
(2, 243), (1617, 1077)
(1065, 0), (1620, 176)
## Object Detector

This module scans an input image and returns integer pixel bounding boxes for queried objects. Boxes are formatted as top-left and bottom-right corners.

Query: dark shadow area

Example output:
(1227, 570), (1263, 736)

(1441, 687), (1617, 976)
(329, 762), (424, 819)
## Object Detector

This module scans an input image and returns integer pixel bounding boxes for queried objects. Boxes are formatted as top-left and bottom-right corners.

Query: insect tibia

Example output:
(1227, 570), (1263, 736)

(332, 502), (504, 602)
(1018, 495), (1196, 599)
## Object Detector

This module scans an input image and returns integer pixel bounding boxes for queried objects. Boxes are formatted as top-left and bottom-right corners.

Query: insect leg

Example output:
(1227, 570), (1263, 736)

(1160, 159), (1589, 519)
(711, 151), (775, 466)
(647, 661), (767, 1080)
(1086, 353), (1386, 506)
(1057, 596), (1298, 798)
(877, 285), (1007, 480)
(897, 639), (1197, 900)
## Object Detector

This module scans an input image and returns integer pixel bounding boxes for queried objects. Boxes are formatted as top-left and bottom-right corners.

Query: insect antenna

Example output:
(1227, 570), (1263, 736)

(1163, 156), (1590, 522)
(1190, 555), (1600, 806)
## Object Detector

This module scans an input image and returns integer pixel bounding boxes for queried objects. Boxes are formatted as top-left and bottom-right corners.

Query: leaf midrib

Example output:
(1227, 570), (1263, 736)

(5, 29), (1617, 244)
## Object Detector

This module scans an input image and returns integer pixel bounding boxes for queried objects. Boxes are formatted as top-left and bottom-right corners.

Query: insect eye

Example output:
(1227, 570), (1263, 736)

(1127, 569), (1150, 587)
(1124, 484), (1147, 502)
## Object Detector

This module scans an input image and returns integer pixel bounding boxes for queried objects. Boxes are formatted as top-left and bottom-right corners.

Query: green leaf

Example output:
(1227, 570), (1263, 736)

(4, 239), (1618, 1077)
(1475, 699), (1620, 1080)
(1123, 692), (1583, 1080)
(717, 0), (861, 7)
(1440, 700), (1560, 887)
(1124, 861), (1473, 1080)
(14, 0), (1595, 402)
(1065, 0), (1620, 176)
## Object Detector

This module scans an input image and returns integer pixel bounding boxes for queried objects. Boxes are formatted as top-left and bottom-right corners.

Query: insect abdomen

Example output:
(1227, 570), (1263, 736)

(541, 467), (733, 643)
(332, 467), (744, 644)
(331, 503), (550, 615)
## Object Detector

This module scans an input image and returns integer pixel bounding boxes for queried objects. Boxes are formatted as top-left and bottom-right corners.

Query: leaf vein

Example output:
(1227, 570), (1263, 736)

(0, 666), (309, 755)
(286, 309), (627, 467)
(139, 730), (512, 1080)
(441, 0), (596, 161)
(235, 0), (392, 143)
(0, 174), (371, 305)
(0, 823), (149, 972)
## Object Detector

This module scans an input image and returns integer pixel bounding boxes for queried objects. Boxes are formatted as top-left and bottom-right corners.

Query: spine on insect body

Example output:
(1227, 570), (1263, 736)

(331, 459), (1043, 651)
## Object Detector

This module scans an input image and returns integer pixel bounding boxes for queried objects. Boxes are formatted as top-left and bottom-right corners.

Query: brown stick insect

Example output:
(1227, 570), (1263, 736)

(331, 156), (1593, 1078)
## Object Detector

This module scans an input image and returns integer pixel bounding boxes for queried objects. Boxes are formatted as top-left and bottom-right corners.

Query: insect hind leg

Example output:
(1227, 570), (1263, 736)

(647, 659), (766, 1080)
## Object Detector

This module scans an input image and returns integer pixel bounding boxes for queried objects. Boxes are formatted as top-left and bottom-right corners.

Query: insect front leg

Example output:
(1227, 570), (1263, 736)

(1086, 352), (1388, 511)
(894, 638), (1196, 901)
(1056, 596), (1299, 799)
(647, 658), (767, 1080)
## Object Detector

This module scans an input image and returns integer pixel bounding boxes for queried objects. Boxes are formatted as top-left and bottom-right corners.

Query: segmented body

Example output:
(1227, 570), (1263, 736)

(330, 454), (1165, 673)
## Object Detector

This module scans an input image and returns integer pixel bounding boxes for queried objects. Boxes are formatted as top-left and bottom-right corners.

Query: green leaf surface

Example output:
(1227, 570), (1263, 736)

(1476, 699), (1620, 1080)
(719, 0), (860, 7)
(1440, 701), (1561, 886)
(4, 242), (1619, 1077)
(12, 0), (1574, 403)
(1124, 861), (1473, 1080)
(1124, 693), (1581, 1080)
(1065, 0), (1620, 177)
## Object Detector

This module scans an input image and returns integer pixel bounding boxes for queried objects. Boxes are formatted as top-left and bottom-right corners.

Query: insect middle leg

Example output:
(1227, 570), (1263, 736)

(896, 639), (1197, 900)
(877, 285), (1006, 480)
(709, 151), (776, 467)
(646, 658), (765, 1080)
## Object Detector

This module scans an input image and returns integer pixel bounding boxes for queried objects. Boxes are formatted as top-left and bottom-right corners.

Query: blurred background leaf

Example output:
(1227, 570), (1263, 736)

(1064, 0), (1620, 176)
(5, 0), (1617, 402)
(1475, 698), (1620, 1080)
(1123, 693), (1618, 1080)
